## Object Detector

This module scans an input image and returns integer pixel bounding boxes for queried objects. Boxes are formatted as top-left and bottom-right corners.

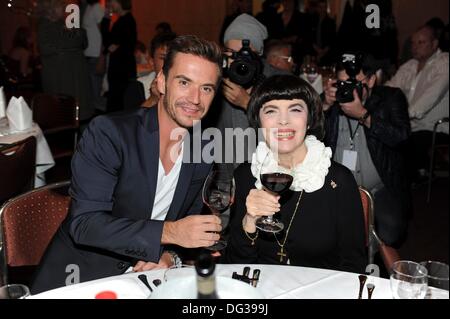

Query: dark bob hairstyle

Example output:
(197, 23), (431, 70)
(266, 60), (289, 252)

(247, 74), (324, 140)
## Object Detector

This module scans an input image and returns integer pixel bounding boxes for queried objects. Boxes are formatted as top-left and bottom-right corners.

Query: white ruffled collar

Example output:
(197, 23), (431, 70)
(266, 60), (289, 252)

(250, 136), (332, 193)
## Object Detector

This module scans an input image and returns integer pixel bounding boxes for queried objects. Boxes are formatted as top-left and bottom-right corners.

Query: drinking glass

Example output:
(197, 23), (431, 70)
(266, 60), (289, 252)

(202, 169), (235, 251)
(0, 284), (30, 299)
(420, 261), (449, 299)
(390, 261), (428, 299)
(255, 152), (293, 233)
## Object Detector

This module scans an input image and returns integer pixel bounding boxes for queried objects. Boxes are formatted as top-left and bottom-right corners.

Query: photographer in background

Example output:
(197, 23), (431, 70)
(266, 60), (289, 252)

(322, 52), (412, 249)
(208, 14), (287, 177)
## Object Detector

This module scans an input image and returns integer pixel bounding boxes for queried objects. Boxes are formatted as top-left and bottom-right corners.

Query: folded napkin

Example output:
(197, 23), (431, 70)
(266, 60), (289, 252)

(0, 86), (6, 118)
(6, 96), (33, 132)
(300, 73), (323, 95)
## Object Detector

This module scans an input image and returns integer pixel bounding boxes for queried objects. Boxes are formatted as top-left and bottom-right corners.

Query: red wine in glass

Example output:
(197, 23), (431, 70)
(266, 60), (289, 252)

(202, 170), (235, 251)
(256, 153), (294, 233)
(260, 173), (293, 193)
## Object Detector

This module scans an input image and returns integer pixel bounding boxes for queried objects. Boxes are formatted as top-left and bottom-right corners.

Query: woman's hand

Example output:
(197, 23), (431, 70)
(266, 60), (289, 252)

(243, 189), (280, 232)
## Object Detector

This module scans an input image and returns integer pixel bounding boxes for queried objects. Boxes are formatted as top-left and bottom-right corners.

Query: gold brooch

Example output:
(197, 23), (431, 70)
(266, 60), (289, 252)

(331, 180), (337, 189)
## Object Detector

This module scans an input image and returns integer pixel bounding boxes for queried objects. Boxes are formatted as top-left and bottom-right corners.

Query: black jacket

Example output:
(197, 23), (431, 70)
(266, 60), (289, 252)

(225, 162), (367, 274)
(323, 86), (412, 214)
(30, 107), (211, 294)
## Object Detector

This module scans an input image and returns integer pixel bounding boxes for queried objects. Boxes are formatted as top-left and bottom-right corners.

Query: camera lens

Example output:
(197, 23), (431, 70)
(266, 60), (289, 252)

(236, 63), (249, 76)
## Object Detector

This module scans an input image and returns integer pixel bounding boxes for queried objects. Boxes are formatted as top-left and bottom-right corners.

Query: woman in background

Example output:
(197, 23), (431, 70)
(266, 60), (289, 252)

(105, 0), (137, 112)
(37, 0), (92, 121)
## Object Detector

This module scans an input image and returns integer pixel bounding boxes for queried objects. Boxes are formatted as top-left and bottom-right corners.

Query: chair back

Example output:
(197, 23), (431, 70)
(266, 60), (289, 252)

(358, 186), (372, 247)
(31, 93), (79, 160)
(358, 186), (400, 272)
(32, 93), (79, 132)
(0, 136), (36, 205)
(0, 181), (70, 277)
(0, 55), (19, 89)
(428, 117), (449, 202)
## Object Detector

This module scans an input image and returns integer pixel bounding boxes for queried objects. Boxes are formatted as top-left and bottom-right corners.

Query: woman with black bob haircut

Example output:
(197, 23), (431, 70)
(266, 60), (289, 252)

(225, 74), (367, 273)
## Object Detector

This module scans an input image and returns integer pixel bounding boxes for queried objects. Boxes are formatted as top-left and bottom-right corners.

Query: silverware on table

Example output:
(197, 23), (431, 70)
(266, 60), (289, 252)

(152, 279), (162, 287)
(243, 266), (250, 278)
(138, 274), (153, 292)
(251, 269), (261, 287)
(231, 267), (261, 287)
(358, 274), (367, 299)
(367, 283), (375, 299)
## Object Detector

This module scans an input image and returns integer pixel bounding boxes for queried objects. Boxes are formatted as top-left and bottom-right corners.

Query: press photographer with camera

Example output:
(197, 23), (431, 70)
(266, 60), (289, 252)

(209, 14), (287, 176)
(322, 52), (412, 249)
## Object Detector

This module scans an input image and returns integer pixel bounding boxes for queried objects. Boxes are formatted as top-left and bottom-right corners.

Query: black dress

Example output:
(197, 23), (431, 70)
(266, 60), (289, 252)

(224, 161), (367, 274)
(106, 12), (137, 112)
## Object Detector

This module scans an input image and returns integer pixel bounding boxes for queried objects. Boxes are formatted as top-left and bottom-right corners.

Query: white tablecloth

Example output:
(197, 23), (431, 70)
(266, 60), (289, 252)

(0, 118), (55, 187)
(30, 264), (394, 299)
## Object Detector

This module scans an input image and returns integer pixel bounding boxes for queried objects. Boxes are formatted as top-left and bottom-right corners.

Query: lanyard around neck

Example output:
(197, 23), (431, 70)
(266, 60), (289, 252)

(346, 117), (360, 149)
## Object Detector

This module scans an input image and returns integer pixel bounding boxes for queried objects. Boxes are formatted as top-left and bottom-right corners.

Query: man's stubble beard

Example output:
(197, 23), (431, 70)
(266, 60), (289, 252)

(162, 85), (192, 129)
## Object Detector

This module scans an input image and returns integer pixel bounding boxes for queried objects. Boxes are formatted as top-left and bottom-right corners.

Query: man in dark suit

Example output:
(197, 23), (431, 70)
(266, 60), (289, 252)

(30, 35), (224, 294)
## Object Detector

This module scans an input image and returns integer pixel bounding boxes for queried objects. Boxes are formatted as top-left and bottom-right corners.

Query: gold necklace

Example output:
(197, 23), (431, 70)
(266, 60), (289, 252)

(275, 190), (304, 263)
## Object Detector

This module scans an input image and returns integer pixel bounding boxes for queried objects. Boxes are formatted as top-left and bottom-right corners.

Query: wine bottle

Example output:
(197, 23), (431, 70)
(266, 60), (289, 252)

(195, 253), (218, 299)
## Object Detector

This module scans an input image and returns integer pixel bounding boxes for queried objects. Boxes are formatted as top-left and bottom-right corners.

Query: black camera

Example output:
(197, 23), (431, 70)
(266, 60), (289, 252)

(335, 53), (364, 103)
(223, 39), (264, 89)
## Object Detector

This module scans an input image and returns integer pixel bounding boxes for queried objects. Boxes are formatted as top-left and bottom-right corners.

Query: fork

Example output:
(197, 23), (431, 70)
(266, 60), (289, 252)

(358, 275), (367, 299)
(367, 283), (375, 299)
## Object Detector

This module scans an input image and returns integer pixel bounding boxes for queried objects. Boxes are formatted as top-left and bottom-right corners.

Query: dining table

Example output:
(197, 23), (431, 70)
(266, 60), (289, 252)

(29, 264), (397, 299)
(0, 117), (55, 187)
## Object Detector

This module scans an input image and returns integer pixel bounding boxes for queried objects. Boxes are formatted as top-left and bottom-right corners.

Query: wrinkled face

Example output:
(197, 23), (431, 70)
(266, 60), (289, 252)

(259, 99), (309, 156)
(412, 28), (438, 62)
(153, 45), (168, 74)
(157, 53), (220, 128)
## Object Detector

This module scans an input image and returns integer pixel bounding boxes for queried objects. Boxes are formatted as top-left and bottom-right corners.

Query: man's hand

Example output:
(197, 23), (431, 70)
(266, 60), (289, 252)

(323, 79), (337, 111)
(141, 80), (160, 108)
(133, 251), (173, 272)
(162, 215), (222, 248)
(150, 78), (159, 98)
(340, 89), (367, 120)
(222, 78), (251, 110)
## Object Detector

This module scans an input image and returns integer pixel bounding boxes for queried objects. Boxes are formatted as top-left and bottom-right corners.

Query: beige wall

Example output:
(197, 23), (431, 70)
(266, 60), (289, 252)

(393, 0), (449, 52)
(133, 0), (227, 46)
(1, 0), (448, 57)
(0, 9), (32, 55)
(0, 0), (228, 55)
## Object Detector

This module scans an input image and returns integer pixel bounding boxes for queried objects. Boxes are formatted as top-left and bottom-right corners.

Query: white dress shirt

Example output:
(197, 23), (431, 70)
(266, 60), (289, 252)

(151, 144), (184, 221)
(82, 3), (104, 58)
(386, 49), (449, 134)
(137, 72), (156, 100)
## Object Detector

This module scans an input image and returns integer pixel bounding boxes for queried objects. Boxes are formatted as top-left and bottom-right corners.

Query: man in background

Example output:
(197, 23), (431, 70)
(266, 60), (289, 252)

(265, 40), (295, 73)
(387, 25), (449, 183)
(140, 32), (177, 107)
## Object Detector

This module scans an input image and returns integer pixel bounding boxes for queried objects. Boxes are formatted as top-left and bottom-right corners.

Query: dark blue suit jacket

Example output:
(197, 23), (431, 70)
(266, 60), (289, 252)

(31, 107), (212, 294)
